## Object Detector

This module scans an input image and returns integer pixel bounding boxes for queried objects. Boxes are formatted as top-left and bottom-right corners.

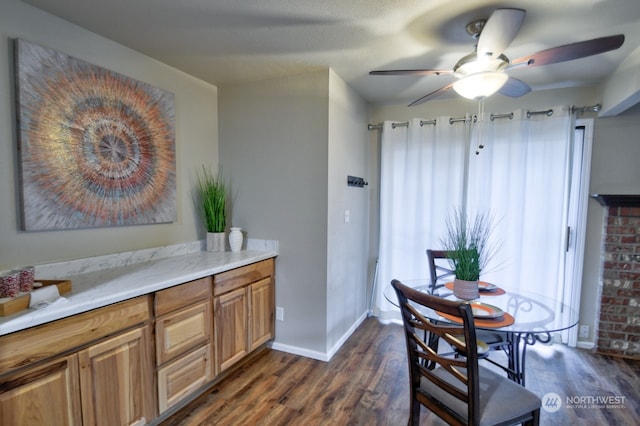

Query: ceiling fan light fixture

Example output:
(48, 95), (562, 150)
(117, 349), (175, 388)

(452, 71), (509, 99)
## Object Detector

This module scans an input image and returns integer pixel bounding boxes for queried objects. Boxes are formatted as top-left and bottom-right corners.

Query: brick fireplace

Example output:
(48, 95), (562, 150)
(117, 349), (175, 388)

(592, 194), (640, 359)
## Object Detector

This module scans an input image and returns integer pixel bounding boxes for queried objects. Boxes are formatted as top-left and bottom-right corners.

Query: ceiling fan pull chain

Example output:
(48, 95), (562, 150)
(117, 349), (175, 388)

(476, 99), (485, 155)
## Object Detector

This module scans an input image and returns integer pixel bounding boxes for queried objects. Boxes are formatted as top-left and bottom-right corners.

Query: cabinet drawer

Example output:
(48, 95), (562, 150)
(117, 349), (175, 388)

(156, 300), (212, 366)
(157, 343), (213, 413)
(0, 296), (150, 374)
(213, 258), (274, 296)
(155, 276), (212, 316)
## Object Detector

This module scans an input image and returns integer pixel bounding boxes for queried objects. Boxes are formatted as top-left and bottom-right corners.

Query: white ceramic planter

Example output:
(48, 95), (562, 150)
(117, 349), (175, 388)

(206, 232), (226, 252)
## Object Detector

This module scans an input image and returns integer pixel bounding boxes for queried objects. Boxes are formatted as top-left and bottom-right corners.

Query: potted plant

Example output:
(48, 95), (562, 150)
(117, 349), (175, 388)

(441, 209), (497, 300)
(196, 166), (227, 252)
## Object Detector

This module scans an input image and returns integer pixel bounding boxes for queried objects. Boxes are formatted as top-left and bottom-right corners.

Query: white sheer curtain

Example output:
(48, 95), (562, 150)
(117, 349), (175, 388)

(467, 107), (573, 303)
(375, 117), (470, 320)
(374, 107), (573, 320)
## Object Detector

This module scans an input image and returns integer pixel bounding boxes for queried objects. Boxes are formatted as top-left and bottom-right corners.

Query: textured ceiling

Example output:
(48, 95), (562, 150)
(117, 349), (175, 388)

(22, 0), (640, 106)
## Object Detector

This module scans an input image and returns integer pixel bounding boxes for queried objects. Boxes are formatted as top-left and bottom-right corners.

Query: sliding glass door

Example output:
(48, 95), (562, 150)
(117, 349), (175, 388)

(375, 108), (591, 345)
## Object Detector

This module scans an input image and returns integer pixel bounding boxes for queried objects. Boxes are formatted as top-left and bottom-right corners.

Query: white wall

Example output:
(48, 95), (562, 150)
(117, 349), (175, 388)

(0, 0), (219, 269)
(369, 87), (640, 346)
(326, 70), (370, 353)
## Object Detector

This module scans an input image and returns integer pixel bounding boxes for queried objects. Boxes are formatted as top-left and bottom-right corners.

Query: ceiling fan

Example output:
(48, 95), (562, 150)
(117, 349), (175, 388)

(370, 8), (625, 106)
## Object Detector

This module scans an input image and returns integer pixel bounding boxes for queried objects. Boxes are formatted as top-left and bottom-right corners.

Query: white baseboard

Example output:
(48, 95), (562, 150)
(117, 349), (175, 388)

(269, 311), (368, 362)
(269, 341), (331, 362)
(325, 311), (368, 361)
(576, 341), (595, 350)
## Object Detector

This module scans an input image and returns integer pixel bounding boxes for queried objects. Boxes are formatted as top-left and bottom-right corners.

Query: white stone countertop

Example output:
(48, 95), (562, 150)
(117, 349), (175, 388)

(0, 248), (277, 337)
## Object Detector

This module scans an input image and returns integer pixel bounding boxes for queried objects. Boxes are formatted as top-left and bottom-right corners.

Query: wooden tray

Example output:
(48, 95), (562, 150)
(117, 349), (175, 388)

(0, 280), (72, 316)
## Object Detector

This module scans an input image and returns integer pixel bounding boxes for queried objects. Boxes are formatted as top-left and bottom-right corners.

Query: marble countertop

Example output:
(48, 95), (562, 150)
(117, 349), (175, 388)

(0, 249), (277, 337)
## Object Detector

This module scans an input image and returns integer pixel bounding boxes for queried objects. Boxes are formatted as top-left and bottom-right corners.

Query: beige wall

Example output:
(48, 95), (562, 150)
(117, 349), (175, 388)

(219, 69), (371, 358)
(0, 1), (218, 269)
(219, 70), (331, 355)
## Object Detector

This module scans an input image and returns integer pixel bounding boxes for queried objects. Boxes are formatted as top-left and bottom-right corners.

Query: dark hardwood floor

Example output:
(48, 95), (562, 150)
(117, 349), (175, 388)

(162, 318), (639, 425)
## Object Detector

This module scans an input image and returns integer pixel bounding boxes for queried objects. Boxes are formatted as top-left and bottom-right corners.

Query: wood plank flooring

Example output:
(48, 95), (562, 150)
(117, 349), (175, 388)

(162, 318), (639, 426)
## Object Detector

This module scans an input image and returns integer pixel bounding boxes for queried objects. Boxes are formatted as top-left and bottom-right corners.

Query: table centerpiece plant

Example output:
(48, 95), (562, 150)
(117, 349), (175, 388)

(441, 209), (498, 300)
(196, 165), (227, 252)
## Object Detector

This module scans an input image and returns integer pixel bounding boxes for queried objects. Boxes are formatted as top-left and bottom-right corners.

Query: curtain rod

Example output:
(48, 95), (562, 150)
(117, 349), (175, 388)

(490, 112), (514, 121)
(449, 115), (476, 124)
(571, 103), (600, 114)
(527, 109), (553, 118)
(392, 121), (408, 129)
(367, 116), (466, 130)
(489, 108), (553, 121)
(367, 103), (601, 130)
(367, 119), (437, 130)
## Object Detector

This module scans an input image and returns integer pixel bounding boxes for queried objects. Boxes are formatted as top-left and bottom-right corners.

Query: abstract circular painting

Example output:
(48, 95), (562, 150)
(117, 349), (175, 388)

(15, 39), (176, 230)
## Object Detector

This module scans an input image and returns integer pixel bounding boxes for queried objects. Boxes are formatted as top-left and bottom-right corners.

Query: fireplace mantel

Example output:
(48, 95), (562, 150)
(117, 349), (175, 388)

(591, 194), (640, 207)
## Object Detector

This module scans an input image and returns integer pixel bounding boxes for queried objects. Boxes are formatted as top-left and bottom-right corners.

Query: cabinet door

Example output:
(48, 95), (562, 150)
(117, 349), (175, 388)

(248, 277), (274, 351)
(78, 325), (154, 426)
(214, 287), (248, 373)
(0, 354), (82, 425)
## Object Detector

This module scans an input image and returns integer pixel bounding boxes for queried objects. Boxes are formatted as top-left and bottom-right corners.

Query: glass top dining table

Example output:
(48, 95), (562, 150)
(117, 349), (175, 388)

(384, 279), (580, 385)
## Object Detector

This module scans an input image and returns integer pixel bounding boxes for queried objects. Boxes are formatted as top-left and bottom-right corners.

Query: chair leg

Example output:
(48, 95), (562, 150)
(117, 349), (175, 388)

(408, 397), (421, 426)
(523, 408), (540, 426)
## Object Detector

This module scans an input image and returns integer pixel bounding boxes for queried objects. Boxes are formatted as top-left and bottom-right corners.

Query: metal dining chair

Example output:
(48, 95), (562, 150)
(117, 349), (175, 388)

(392, 279), (541, 426)
(426, 249), (456, 293)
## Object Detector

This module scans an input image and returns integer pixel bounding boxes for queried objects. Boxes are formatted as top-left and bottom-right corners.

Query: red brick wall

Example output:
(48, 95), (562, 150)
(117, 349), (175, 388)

(597, 207), (640, 359)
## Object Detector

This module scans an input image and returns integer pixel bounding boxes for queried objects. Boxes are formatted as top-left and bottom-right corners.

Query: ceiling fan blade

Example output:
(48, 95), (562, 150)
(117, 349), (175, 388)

(477, 8), (526, 59)
(408, 83), (454, 107)
(511, 34), (625, 68)
(498, 77), (531, 98)
(369, 69), (453, 76)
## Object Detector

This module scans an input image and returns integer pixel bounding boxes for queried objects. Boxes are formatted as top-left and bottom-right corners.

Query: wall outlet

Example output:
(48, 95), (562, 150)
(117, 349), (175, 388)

(579, 324), (589, 339)
(276, 306), (284, 321)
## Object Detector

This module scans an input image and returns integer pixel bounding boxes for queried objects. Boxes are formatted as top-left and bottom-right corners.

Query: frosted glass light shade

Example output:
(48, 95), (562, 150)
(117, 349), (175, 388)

(453, 72), (509, 99)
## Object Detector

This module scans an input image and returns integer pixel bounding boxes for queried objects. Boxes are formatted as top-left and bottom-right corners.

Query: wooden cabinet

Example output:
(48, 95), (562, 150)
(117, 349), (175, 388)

(155, 276), (213, 413)
(78, 326), (154, 426)
(248, 277), (274, 350)
(0, 256), (276, 425)
(0, 354), (82, 425)
(213, 259), (274, 374)
(0, 297), (150, 373)
(214, 286), (248, 372)
(0, 296), (152, 426)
